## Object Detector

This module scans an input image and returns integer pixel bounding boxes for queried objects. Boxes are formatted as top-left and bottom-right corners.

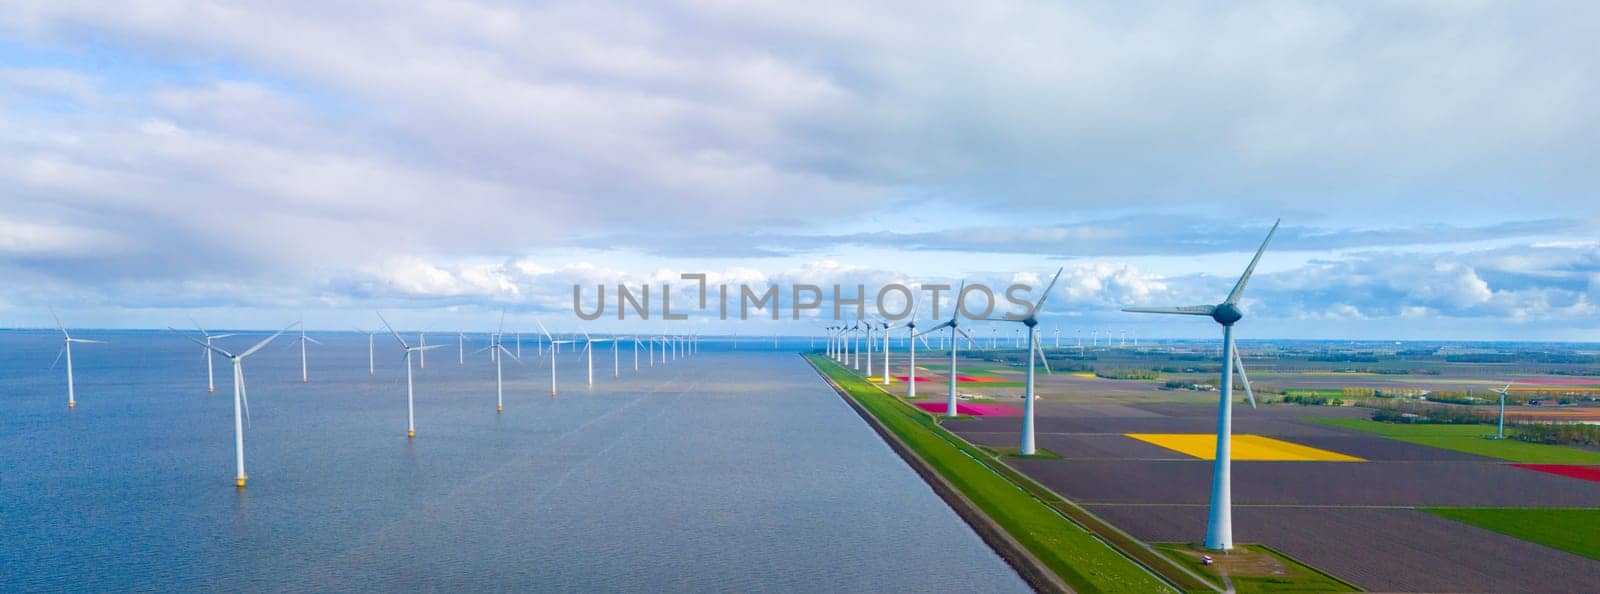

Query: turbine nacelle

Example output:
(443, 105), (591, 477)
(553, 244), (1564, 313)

(1212, 303), (1243, 326)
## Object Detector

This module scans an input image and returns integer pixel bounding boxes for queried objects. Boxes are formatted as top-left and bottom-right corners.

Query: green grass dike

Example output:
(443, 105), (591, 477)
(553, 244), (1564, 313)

(1307, 418), (1600, 464)
(1423, 508), (1600, 561)
(807, 354), (1191, 593)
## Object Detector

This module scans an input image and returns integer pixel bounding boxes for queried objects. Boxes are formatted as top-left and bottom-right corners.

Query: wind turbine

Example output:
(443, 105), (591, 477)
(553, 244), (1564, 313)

(879, 320), (892, 386)
(291, 323), (322, 383)
(175, 323), (295, 488)
(1122, 219), (1279, 551)
(473, 313), (519, 413)
(50, 312), (105, 409)
(418, 332), (427, 368)
(916, 281), (976, 417)
(188, 316), (235, 393)
(378, 313), (445, 438)
(354, 327), (378, 376)
(1491, 383), (1514, 439)
(535, 319), (574, 396)
(582, 331), (613, 386)
(457, 330), (472, 365)
(989, 268), (1063, 456)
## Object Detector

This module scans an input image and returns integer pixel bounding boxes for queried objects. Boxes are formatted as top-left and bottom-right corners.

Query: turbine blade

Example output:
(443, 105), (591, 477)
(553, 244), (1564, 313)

(188, 314), (208, 337)
(951, 279), (967, 322)
(239, 322), (296, 359)
(51, 308), (67, 338)
(1032, 267), (1064, 314)
(50, 347), (64, 370)
(499, 345), (520, 361)
(240, 370), (252, 429)
(376, 312), (409, 348)
(535, 317), (555, 341)
(69, 338), (106, 344)
(1225, 219), (1281, 305)
(497, 311), (506, 337)
(209, 334), (236, 339)
(957, 327), (976, 347)
(304, 336), (324, 346)
(1122, 305), (1217, 316)
(416, 344), (446, 352)
(1034, 334), (1052, 375)
(1233, 336), (1256, 409)
(170, 327), (235, 358)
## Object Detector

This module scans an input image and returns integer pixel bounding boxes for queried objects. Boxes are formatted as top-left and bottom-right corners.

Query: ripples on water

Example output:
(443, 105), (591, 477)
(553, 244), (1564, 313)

(0, 331), (1027, 592)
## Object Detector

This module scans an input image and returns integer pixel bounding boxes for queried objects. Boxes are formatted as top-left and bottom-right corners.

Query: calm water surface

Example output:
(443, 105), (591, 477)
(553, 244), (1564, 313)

(0, 331), (1028, 592)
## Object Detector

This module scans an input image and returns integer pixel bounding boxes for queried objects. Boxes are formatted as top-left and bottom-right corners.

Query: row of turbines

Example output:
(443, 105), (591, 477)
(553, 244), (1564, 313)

(43, 311), (701, 489)
(824, 220), (1281, 552)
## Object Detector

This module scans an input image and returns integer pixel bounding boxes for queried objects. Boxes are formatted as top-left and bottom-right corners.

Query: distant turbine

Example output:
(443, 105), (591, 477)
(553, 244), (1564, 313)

(188, 316), (235, 393)
(472, 313), (519, 413)
(418, 332), (427, 368)
(50, 311), (105, 409)
(916, 281), (976, 417)
(1491, 383), (1514, 439)
(581, 331), (614, 386)
(890, 296), (925, 395)
(379, 313), (445, 438)
(354, 327), (377, 376)
(291, 323), (322, 383)
(1123, 219), (1279, 551)
(175, 322), (294, 488)
(457, 330), (472, 365)
(535, 319), (575, 396)
(879, 321), (892, 386)
(988, 268), (1063, 456)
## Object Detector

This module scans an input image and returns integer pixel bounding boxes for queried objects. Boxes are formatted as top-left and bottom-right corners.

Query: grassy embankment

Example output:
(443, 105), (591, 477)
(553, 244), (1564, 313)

(808, 354), (1190, 593)
(1307, 418), (1600, 464)
(1422, 508), (1600, 561)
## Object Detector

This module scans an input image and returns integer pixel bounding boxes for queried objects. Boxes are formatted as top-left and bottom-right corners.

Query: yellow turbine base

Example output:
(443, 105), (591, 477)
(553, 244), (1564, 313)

(235, 477), (246, 488)
(208, 387), (215, 393)
(407, 429), (415, 438)
(68, 402), (75, 409)
(497, 406), (503, 413)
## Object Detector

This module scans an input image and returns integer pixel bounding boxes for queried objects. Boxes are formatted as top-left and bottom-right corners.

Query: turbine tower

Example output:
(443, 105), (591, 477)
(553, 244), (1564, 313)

(188, 316), (235, 393)
(535, 319), (574, 396)
(991, 268), (1063, 456)
(917, 281), (976, 417)
(51, 312), (105, 409)
(1491, 383), (1514, 439)
(1123, 219), (1278, 551)
(473, 313), (519, 412)
(176, 323), (294, 488)
(292, 322), (322, 383)
(379, 313), (444, 438)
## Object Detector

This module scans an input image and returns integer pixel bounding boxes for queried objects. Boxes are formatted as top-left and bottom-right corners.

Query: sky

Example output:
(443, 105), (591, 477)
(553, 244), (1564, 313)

(1, 1), (1597, 339)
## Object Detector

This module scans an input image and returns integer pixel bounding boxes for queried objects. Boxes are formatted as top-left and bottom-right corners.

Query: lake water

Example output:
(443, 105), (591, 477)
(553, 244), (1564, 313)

(0, 330), (1028, 592)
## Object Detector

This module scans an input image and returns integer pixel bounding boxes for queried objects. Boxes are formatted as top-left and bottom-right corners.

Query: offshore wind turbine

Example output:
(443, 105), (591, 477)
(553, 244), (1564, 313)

(188, 316), (235, 393)
(175, 323), (294, 488)
(1123, 219), (1278, 551)
(50, 312), (105, 409)
(354, 327), (378, 376)
(581, 331), (613, 386)
(457, 330), (472, 365)
(989, 268), (1063, 456)
(292, 323), (322, 383)
(916, 281), (977, 417)
(379, 313), (444, 438)
(473, 314), (519, 413)
(535, 319), (574, 396)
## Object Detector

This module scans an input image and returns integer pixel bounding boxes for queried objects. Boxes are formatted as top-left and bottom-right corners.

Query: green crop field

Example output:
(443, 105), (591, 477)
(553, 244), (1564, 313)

(1423, 508), (1600, 561)
(1306, 418), (1600, 464)
(807, 354), (1184, 593)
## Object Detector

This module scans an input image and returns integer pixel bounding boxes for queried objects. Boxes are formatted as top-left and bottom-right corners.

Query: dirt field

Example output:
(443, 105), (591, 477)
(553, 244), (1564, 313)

(939, 399), (1600, 592)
